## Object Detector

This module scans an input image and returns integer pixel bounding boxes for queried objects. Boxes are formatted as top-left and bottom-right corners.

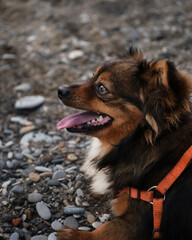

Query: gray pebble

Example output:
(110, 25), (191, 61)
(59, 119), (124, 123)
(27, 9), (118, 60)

(64, 207), (85, 215)
(28, 193), (43, 203)
(78, 226), (91, 231)
(76, 188), (84, 197)
(14, 83), (31, 92)
(20, 132), (52, 145)
(31, 235), (48, 240)
(47, 180), (61, 186)
(33, 149), (42, 157)
(92, 222), (102, 229)
(36, 201), (51, 220)
(64, 216), (78, 229)
(52, 170), (66, 180)
(6, 160), (14, 169)
(9, 232), (19, 240)
(35, 166), (52, 172)
(3, 214), (13, 222)
(11, 186), (24, 194)
(8, 152), (13, 159)
(15, 153), (24, 160)
(15, 95), (45, 110)
(51, 220), (63, 230)
(99, 213), (110, 223)
(48, 233), (57, 240)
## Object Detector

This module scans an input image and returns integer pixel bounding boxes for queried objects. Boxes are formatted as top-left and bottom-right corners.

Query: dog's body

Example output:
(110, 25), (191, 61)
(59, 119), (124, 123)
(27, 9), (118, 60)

(56, 48), (192, 240)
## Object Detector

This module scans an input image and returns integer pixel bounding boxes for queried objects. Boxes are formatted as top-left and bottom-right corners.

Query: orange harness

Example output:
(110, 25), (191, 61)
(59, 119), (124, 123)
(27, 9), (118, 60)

(116, 145), (192, 239)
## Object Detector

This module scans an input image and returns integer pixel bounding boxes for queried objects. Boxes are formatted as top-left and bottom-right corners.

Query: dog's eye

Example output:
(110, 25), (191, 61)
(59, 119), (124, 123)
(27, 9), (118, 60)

(96, 84), (108, 95)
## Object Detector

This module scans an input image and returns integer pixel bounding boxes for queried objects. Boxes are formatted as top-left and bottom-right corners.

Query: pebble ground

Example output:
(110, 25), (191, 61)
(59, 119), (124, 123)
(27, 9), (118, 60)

(0, 0), (192, 239)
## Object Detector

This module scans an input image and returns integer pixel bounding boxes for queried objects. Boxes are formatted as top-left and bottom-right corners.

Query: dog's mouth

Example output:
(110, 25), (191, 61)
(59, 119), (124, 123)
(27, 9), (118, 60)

(57, 111), (113, 133)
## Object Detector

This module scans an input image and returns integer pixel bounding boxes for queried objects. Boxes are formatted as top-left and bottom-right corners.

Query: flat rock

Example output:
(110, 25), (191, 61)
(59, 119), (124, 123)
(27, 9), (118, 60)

(31, 235), (48, 240)
(20, 132), (52, 145)
(64, 207), (85, 215)
(51, 220), (64, 230)
(47, 179), (61, 186)
(9, 232), (19, 240)
(78, 226), (91, 231)
(35, 166), (52, 172)
(15, 95), (45, 110)
(52, 170), (66, 180)
(92, 222), (102, 229)
(68, 50), (84, 60)
(48, 233), (57, 240)
(14, 83), (31, 92)
(36, 201), (51, 220)
(29, 172), (40, 182)
(28, 193), (43, 203)
(64, 216), (78, 229)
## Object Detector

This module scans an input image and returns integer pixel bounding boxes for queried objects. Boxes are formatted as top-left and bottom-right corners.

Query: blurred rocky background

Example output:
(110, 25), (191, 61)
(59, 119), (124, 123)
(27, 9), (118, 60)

(0, 0), (192, 239)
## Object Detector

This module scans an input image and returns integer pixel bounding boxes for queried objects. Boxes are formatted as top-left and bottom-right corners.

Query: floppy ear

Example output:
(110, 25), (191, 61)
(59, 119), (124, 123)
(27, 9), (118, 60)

(142, 59), (191, 142)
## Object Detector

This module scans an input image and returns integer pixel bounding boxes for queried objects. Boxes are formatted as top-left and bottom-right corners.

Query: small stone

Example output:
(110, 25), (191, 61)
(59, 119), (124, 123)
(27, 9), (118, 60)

(68, 50), (84, 60)
(33, 149), (42, 157)
(99, 213), (110, 223)
(36, 201), (51, 220)
(48, 232), (57, 240)
(12, 218), (22, 226)
(31, 235), (48, 240)
(64, 207), (85, 215)
(92, 222), (102, 229)
(20, 126), (36, 135)
(9, 232), (19, 240)
(52, 170), (66, 180)
(20, 132), (52, 145)
(64, 216), (78, 229)
(51, 220), (64, 230)
(75, 196), (82, 206)
(2, 53), (16, 60)
(8, 152), (13, 159)
(14, 83), (31, 92)
(87, 214), (96, 224)
(15, 95), (45, 110)
(15, 153), (24, 160)
(35, 166), (52, 172)
(11, 186), (24, 194)
(29, 172), (40, 182)
(28, 193), (43, 203)
(76, 188), (84, 197)
(67, 153), (78, 161)
(3, 214), (13, 222)
(24, 209), (32, 219)
(47, 180), (61, 186)
(10, 116), (30, 126)
(22, 214), (27, 221)
(78, 226), (91, 231)
(39, 172), (53, 177)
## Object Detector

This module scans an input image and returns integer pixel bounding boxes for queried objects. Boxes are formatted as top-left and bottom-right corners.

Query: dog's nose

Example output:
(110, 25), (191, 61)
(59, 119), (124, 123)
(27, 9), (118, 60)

(58, 86), (70, 99)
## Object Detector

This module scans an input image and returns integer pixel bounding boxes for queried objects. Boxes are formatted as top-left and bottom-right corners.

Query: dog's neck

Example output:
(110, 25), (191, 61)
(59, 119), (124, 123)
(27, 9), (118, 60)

(81, 119), (192, 195)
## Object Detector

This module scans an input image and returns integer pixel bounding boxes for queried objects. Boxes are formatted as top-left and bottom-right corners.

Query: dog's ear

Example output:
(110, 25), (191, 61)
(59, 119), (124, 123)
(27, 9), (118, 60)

(141, 59), (191, 142)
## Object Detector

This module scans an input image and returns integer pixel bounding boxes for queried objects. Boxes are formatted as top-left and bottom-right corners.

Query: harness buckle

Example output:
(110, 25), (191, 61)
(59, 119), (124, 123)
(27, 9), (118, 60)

(148, 186), (166, 204)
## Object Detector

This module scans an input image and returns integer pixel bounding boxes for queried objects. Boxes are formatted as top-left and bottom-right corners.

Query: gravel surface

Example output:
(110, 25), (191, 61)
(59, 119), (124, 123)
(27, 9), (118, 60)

(0, 0), (192, 239)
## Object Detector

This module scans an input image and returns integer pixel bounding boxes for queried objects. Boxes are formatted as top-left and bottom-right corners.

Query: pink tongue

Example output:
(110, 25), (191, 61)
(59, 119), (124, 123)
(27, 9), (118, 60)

(57, 111), (101, 130)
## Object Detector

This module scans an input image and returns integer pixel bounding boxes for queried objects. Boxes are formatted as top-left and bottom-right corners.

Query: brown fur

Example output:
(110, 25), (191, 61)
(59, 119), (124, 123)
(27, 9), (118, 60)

(57, 48), (192, 240)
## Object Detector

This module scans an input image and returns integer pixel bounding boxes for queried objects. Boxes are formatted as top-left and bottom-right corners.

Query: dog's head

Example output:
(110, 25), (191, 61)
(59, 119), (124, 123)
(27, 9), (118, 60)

(57, 48), (191, 144)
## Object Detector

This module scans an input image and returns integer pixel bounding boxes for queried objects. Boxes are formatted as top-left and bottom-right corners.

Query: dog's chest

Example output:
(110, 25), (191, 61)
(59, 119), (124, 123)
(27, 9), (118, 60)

(81, 138), (112, 194)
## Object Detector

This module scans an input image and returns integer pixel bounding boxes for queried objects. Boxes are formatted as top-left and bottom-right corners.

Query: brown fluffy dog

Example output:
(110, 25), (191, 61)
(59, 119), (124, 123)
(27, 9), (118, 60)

(56, 48), (192, 240)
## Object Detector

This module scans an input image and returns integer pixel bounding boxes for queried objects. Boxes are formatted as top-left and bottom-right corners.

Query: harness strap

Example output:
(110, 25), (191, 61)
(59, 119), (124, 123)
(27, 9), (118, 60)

(115, 145), (192, 239)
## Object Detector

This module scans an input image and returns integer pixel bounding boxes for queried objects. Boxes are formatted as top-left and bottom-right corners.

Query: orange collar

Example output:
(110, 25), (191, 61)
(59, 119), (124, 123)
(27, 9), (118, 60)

(115, 145), (192, 239)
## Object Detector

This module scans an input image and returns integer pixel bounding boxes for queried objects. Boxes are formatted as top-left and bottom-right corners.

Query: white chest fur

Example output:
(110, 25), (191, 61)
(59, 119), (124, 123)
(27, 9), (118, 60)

(81, 138), (112, 194)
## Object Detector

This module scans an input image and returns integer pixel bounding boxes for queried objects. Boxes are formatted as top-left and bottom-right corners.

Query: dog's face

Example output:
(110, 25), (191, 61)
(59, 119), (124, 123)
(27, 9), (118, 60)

(57, 48), (191, 145)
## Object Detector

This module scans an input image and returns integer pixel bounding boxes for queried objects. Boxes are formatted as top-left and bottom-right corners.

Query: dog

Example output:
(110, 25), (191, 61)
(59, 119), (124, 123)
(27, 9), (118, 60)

(56, 48), (192, 240)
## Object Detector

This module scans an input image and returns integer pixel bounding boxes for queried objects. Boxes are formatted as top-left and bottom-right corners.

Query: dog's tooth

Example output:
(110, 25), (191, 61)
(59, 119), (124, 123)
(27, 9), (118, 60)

(98, 116), (104, 122)
(92, 119), (96, 123)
